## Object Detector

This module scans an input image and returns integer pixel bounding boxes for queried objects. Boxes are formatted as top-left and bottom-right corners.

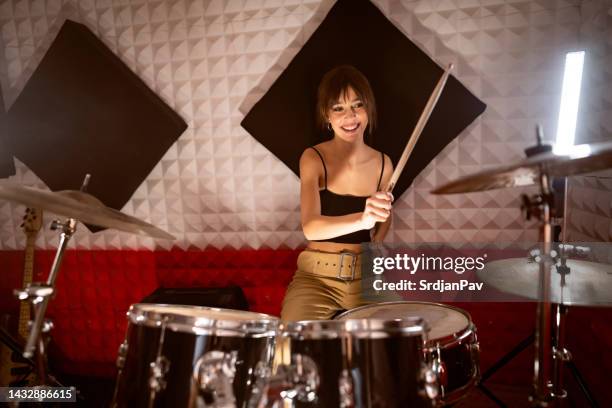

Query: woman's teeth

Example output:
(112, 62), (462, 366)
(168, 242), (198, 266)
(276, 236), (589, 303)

(342, 124), (359, 131)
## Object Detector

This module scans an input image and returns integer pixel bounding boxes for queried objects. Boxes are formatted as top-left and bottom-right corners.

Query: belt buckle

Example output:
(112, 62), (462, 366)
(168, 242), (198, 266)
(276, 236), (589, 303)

(338, 252), (357, 281)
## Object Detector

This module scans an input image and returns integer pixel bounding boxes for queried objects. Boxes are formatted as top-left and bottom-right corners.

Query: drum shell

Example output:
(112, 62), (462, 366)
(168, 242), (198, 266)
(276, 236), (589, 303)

(336, 301), (480, 405)
(424, 325), (479, 404)
(288, 332), (432, 408)
(113, 305), (276, 408)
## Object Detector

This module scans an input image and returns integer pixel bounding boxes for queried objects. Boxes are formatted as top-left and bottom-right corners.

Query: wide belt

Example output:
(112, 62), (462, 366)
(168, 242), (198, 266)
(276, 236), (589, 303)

(303, 249), (363, 281)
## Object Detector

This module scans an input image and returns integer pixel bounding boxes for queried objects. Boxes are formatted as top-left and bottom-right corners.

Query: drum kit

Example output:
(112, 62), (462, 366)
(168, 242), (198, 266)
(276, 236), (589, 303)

(1, 133), (612, 407)
(432, 134), (612, 407)
(0, 175), (175, 388)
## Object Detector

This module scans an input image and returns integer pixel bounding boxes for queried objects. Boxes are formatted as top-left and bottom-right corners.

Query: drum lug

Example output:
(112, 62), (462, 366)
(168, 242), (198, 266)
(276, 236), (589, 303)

(149, 355), (170, 393)
(194, 350), (238, 407)
(338, 369), (355, 408)
(286, 354), (319, 403)
(116, 341), (128, 369)
(470, 341), (481, 381)
(424, 344), (443, 401)
(421, 362), (441, 403)
(256, 353), (319, 406)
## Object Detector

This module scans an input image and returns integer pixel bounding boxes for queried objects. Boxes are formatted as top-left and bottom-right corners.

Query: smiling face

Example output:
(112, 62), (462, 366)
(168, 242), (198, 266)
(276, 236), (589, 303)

(316, 66), (377, 141)
(327, 86), (369, 143)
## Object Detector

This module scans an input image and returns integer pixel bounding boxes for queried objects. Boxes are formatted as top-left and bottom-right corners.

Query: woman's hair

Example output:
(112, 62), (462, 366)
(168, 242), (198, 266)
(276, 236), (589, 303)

(316, 65), (377, 134)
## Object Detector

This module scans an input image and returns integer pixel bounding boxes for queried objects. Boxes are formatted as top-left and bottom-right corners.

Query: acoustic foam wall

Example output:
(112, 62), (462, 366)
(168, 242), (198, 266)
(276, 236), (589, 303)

(0, 0), (609, 250)
(4, 20), (187, 231)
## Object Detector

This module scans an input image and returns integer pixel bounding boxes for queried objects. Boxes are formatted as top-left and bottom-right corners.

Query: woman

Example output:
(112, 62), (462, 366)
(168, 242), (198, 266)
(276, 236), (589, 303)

(281, 65), (394, 322)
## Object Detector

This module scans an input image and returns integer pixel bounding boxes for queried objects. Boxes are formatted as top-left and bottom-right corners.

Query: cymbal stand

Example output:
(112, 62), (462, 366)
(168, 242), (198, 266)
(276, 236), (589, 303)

(549, 243), (598, 407)
(551, 244), (570, 401)
(13, 175), (90, 380)
(15, 218), (76, 362)
(520, 170), (554, 406)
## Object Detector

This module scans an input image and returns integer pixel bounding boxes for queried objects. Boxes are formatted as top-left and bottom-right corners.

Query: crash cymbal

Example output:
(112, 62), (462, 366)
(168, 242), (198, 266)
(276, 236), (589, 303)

(477, 258), (612, 305)
(0, 182), (174, 240)
(432, 141), (612, 194)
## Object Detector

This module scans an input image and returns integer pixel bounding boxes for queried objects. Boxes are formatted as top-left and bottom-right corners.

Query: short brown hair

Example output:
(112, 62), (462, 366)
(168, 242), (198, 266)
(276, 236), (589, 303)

(316, 65), (377, 134)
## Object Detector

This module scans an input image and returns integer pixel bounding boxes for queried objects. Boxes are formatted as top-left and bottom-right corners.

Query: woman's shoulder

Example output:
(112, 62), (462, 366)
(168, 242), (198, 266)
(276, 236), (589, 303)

(301, 142), (330, 161)
(299, 145), (326, 175)
(301, 144), (323, 161)
(366, 145), (392, 165)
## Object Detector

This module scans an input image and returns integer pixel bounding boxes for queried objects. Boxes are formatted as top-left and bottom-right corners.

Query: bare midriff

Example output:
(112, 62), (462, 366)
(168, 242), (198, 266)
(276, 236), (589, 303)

(306, 240), (363, 254)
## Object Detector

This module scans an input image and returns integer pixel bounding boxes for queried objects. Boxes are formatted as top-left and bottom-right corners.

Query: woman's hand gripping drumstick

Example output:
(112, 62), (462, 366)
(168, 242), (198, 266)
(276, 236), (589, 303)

(372, 63), (454, 241)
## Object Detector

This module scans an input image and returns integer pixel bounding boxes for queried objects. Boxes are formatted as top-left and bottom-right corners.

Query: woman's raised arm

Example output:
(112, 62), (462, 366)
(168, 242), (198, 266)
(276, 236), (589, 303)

(300, 149), (392, 241)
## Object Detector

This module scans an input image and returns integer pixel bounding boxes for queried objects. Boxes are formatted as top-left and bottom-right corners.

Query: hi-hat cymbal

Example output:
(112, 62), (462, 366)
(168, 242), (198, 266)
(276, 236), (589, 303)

(432, 141), (612, 194)
(0, 182), (175, 240)
(477, 258), (612, 305)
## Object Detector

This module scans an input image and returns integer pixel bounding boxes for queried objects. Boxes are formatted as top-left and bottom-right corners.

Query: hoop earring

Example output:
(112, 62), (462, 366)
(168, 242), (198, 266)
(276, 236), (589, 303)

(327, 123), (332, 132)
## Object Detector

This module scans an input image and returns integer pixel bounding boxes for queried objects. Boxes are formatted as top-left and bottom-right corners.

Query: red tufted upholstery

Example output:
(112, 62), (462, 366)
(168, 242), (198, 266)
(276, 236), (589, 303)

(155, 248), (296, 316)
(0, 249), (609, 404)
(0, 249), (296, 377)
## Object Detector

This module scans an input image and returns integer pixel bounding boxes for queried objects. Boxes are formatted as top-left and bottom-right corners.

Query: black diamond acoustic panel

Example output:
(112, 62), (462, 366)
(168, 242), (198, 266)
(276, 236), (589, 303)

(241, 0), (486, 198)
(4, 20), (187, 216)
(0, 82), (15, 177)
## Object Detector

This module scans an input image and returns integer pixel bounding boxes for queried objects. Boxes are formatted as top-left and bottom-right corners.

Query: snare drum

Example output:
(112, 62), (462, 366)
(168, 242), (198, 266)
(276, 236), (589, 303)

(337, 302), (479, 405)
(279, 318), (439, 407)
(112, 304), (278, 408)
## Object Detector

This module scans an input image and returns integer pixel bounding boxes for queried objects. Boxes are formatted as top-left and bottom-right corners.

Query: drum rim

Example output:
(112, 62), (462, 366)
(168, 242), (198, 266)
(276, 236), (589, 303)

(335, 301), (475, 347)
(127, 303), (279, 337)
(281, 317), (427, 339)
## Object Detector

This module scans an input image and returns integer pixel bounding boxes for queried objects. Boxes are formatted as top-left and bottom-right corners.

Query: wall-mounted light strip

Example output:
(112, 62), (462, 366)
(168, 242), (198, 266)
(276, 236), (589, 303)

(554, 51), (585, 155)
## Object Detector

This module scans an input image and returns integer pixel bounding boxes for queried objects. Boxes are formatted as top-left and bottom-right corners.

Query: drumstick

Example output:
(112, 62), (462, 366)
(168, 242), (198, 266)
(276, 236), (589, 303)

(384, 63), (454, 193)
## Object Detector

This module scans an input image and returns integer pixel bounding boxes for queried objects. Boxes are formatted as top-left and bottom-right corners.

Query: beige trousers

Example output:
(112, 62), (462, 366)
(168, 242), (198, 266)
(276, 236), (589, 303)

(280, 250), (370, 322)
(276, 250), (371, 369)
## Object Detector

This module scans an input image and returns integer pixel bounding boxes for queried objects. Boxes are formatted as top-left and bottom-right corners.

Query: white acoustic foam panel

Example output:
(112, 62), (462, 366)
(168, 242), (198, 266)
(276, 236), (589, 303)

(0, 0), (608, 251)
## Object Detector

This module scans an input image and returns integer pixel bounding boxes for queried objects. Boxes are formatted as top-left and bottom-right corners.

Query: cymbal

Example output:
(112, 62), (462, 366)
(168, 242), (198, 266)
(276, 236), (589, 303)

(0, 182), (175, 240)
(432, 141), (612, 194)
(477, 258), (612, 305)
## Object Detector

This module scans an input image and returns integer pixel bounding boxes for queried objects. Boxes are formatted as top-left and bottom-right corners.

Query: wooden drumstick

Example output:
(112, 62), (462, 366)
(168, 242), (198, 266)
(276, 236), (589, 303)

(371, 64), (453, 241)
(385, 63), (454, 193)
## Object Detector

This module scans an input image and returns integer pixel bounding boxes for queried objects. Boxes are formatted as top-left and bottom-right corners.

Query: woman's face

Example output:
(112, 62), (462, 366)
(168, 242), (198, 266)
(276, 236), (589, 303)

(327, 86), (369, 143)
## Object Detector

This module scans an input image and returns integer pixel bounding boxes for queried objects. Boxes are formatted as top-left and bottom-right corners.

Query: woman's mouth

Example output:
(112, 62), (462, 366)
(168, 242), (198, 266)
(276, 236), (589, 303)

(341, 123), (360, 133)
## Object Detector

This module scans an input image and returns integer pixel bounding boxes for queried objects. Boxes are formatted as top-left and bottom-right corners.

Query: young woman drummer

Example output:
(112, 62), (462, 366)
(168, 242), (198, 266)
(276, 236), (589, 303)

(280, 65), (394, 322)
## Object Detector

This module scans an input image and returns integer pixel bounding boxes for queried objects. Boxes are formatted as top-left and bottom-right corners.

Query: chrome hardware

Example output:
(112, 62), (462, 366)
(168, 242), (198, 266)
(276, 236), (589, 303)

(425, 344), (443, 400)
(194, 350), (238, 407)
(421, 363), (440, 402)
(40, 319), (54, 333)
(471, 341), (481, 380)
(287, 354), (318, 402)
(250, 361), (273, 408)
(553, 346), (572, 362)
(431, 344), (445, 387)
(149, 356), (170, 393)
(338, 369), (355, 408)
(116, 341), (128, 369)
(50, 218), (78, 234)
(256, 354), (319, 407)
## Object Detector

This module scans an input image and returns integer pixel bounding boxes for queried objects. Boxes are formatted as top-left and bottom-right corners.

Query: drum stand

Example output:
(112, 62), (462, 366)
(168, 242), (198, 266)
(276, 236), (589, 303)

(478, 174), (599, 407)
(14, 218), (76, 376)
(12, 176), (90, 384)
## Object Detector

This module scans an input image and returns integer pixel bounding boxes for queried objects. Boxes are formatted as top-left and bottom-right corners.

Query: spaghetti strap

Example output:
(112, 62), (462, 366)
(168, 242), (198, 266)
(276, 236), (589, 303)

(310, 147), (328, 189)
(377, 152), (385, 190)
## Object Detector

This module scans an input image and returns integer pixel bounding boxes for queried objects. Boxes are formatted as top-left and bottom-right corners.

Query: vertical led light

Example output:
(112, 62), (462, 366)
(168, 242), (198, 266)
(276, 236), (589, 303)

(554, 51), (585, 155)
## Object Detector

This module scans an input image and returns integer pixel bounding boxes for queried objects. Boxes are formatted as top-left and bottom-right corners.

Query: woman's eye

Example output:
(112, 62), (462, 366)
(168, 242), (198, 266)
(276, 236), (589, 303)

(332, 106), (344, 112)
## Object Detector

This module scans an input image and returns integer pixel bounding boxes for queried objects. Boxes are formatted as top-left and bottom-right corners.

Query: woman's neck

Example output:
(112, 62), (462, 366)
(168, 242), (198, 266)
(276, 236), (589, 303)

(329, 136), (368, 165)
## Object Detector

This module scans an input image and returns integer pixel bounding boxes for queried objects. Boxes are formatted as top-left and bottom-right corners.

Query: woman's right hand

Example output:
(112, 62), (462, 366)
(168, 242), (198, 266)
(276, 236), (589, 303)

(360, 191), (393, 230)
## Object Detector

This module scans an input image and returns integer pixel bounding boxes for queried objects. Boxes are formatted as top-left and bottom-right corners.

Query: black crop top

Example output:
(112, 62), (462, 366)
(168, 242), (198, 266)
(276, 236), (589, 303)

(310, 147), (385, 244)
